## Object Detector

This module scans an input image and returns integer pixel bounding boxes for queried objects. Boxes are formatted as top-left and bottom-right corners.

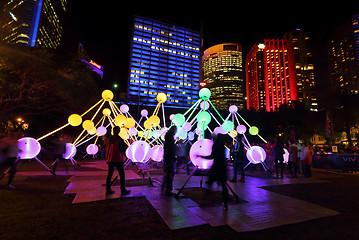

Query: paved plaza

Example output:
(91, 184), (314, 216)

(1, 158), (358, 239)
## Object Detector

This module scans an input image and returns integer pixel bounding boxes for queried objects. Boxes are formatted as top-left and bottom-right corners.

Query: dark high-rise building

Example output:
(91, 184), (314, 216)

(328, 15), (359, 95)
(0, 0), (67, 48)
(283, 29), (318, 111)
(127, 16), (201, 108)
(202, 43), (244, 110)
(246, 40), (298, 112)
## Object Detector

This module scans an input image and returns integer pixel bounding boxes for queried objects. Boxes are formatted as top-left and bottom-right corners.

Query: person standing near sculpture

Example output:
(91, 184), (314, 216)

(161, 125), (177, 196)
(230, 134), (245, 183)
(288, 139), (299, 178)
(105, 126), (131, 195)
(272, 139), (285, 178)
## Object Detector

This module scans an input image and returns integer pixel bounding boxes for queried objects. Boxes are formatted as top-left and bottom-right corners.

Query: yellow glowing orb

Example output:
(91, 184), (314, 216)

(87, 127), (97, 135)
(115, 114), (127, 127)
(119, 128), (130, 140)
(149, 115), (160, 127)
(68, 114), (82, 127)
(144, 119), (152, 130)
(102, 90), (114, 100)
(125, 118), (136, 129)
(102, 108), (111, 116)
(82, 120), (95, 130)
(156, 93), (167, 103)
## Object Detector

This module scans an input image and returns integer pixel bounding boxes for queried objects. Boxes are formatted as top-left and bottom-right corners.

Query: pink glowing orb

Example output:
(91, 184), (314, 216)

(189, 139), (214, 169)
(236, 125), (247, 134)
(200, 101), (210, 110)
(18, 137), (41, 159)
(229, 105), (238, 113)
(151, 145), (164, 162)
(97, 126), (107, 136)
(283, 148), (289, 164)
(126, 140), (152, 163)
(86, 144), (98, 155)
(246, 146), (266, 164)
(182, 122), (192, 132)
(213, 126), (226, 135)
(141, 109), (148, 117)
(188, 131), (195, 141)
(63, 143), (77, 159)
(120, 104), (129, 113)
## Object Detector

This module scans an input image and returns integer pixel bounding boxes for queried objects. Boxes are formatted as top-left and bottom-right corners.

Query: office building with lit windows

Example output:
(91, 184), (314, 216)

(246, 39), (298, 112)
(128, 16), (201, 108)
(328, 14), (359, 95)
(0, 0), (67, 48)
(202, 43), (244, 110)
(283, 29), (318, 111)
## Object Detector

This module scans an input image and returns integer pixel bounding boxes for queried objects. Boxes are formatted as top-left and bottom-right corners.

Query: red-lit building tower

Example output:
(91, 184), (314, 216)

(246, 39), (298, 111)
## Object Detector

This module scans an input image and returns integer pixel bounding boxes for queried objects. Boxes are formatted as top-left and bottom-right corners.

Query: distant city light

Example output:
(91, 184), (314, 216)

(200, 82), (207, 87)
(258, 43), (265, 49)
(9, 12), (17, 21)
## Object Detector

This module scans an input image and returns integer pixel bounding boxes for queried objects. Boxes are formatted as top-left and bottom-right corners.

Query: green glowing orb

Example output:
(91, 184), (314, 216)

(197, 111), (211, 124)
(222, 120), (234, 133)
(172, 113), (186, 127)
(199, 88), (211, 100)
(249, 126), (259, 135)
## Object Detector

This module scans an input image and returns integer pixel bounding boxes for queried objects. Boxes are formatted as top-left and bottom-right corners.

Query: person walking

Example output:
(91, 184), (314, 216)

(288, 139), (299, 177)
(300, 142), (312, 178)
(230, 134), (245, 183)
(161, 125), (177, 196)
(105, 126), (131, 195)
(202, 133), (229, 210)
(272, 139), (285, 178)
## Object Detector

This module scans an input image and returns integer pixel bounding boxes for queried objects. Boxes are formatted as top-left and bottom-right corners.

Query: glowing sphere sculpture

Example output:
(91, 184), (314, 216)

(236, 125), (247, 134)
(199, 88), (211, 100)
(156, 93), (167, 103)
(97, 126), (107, 136)
(197, 111), (211, 124)
(82, 120), (94, 130)
(126, 140), (152, 163)
(120, 104), (129, 114)
(151, 145), (164, 162)
(283, 148), (289, 164)
(249, 126), (259, 135)
(68, 114), (82, 127)
(115, 114), (127, 127)
(222, 120), (234, 133)
(87, 127), (97, 135)
(86, 144), (98, 155)
(189, 139), (214, 169)
(141, 109), (148, 117)
(229, 105), (238, 114)
(148, 115), (160, 127)
(18, 137), (41, 159)
(63, 143), (77, 159)
(172, 113), (185, 127)
(102, 90), (114, 100)
(125, 118), (136, 129)
(102, 108), (111, 116)
(246, 146), (266, 164)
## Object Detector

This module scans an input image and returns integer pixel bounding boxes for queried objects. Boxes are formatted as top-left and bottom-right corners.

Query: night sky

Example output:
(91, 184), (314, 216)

(63, 1), (359, 95)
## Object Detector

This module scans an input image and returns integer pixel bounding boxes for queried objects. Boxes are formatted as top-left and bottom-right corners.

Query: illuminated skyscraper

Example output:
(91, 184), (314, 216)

(0, 0), (67, 48)
(328, 14), (359, 95)
(202, 43), (244, 110)
(283, 29), (318, 111)
(128, 16), (200, 108)
(246, 39), (298, 111)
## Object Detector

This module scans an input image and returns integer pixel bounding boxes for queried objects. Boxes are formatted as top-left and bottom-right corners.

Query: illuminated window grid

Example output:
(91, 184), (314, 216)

(128, 16), (200, 108)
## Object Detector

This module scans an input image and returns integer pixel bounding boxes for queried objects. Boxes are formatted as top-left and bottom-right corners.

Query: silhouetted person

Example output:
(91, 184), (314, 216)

(230, 134), (245, 183)
(272, 139), (285, 178)
(105, 126), (131, 195)
(0, 133), (21, 188)
(161, 125), (177, 196)
(202, 133), (229, 210)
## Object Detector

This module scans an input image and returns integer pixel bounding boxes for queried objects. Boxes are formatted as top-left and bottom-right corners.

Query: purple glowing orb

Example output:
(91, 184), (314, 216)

(189, 139), (214, 169)
(18, 137), (41, 159)
(246, 146), (266, 164)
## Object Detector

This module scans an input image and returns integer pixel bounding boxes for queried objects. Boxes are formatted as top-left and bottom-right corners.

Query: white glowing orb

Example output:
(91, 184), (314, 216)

(63, 143), (77, 159)
(120, 104), (129, 114)
(246, 146), (266, 164)
(175, 127), (187, 140)
(86, 144), (98, 155)
(283, 148), (289, 164)
(18, 137), (41, 159)
(188, 131), (195, 141)
(236, 125), (247, 134)
(189, 139), (214, 169)
(151, 145), (164, 162)
(97, 126), (107, 136)
(126, 140), (152, 163)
